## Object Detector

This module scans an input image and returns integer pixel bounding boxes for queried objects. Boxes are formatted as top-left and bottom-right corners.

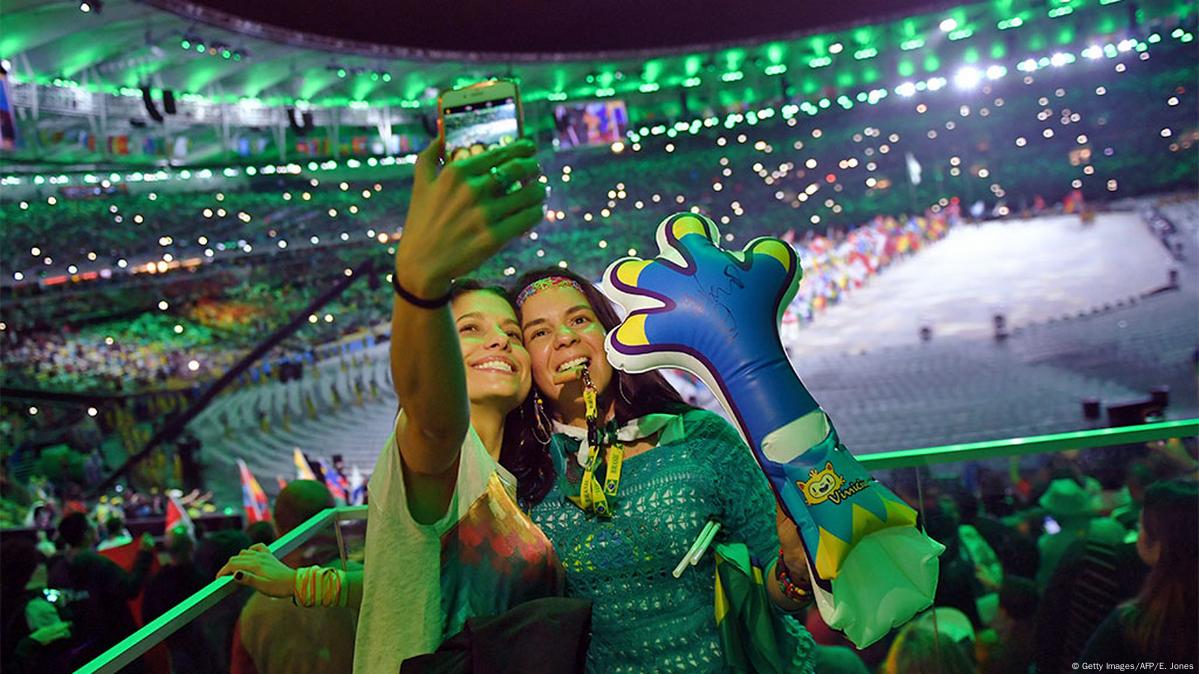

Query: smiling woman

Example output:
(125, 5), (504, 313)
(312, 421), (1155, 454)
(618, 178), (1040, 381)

(218, 139), (591, 674)
(506, 267), (819, 673)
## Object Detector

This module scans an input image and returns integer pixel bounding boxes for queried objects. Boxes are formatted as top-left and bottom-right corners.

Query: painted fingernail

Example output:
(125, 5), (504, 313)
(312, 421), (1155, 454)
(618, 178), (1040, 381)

(234, 571), (244, 581)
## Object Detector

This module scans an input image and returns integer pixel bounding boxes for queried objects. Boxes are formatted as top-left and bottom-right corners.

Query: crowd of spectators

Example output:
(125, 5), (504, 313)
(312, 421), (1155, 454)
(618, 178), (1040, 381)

(1, 432), (1193, 673)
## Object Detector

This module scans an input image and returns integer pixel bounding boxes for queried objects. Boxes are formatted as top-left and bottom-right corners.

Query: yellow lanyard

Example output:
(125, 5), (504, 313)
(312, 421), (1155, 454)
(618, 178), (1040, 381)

(570, 368), (624, 517)
(573, 443), (624, 517)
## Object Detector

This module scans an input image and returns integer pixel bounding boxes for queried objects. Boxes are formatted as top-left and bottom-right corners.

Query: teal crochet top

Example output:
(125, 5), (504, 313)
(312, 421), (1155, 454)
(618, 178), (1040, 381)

(527, 409), (815, 674)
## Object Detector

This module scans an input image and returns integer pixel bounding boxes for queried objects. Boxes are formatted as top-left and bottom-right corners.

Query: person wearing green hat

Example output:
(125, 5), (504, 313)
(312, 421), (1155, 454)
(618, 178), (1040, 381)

(1035, 477), (1127, 588)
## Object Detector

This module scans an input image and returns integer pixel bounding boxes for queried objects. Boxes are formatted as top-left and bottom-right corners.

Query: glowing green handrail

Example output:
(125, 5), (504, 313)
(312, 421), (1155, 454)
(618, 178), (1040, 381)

(859, 418), (1198, 470)
(75, 419), (1196, 673)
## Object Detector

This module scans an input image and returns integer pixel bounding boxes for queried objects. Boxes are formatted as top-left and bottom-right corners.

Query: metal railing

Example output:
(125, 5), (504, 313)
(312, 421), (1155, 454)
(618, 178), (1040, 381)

(76, 418), (1197, 673)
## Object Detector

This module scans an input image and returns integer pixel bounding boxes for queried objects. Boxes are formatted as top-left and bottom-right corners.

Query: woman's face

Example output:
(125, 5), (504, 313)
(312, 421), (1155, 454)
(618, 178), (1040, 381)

(520, 285), (614, 417)
(451, 291), (531, 413)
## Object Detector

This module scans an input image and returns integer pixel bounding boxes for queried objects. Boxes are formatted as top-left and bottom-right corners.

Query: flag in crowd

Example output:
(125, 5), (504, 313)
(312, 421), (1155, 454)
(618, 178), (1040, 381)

(318, 459), (349, 504)
(293, 447), (318, 481)
(164, 492), (194, 538)
(237, 459), (270, 523)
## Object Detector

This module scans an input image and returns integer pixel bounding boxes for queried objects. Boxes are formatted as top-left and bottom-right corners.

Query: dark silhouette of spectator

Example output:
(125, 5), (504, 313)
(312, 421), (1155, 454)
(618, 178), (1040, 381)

(882, 621), (977, 674)
(46, 512), (154, 671)
(142, 525), (210, 673)
(230, 480), (356, 674)
(924, 499), (985, 628)
(97, 514), (132, 551)
(192, 528), (254, 674)
(2, 538), (77, 673)
(979, 576), (1037, 674)
(1035, 534), (1147, 673)
(244, 520), (277, 547)
(1080, 479), (1198, 665)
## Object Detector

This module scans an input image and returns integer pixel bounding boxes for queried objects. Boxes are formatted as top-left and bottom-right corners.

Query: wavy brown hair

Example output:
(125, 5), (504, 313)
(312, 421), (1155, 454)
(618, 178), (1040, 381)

(501, 268), (692, 507)
(1118, 478), (1198, 662)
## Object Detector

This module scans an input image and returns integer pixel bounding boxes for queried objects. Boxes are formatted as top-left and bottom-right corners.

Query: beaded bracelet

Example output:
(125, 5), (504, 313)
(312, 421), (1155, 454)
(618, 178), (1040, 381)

(775, 548), (813, 606)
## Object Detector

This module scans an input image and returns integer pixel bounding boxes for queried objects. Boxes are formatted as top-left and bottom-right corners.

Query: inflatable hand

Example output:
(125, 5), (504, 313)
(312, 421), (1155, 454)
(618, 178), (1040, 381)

(601, 213), (943, 648)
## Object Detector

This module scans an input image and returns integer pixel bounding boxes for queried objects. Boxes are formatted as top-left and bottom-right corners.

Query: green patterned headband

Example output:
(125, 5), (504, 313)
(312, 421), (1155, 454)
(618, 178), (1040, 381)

(516, 276), (586, 307)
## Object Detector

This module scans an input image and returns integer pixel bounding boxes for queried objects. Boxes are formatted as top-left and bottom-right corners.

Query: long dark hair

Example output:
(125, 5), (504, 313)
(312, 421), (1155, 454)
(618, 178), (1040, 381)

(1120, 479), (1198, 662)
(501, 268), (692, 507)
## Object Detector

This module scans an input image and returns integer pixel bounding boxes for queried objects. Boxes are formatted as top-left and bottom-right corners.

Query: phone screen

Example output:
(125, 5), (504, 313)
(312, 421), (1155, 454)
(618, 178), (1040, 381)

(1043, 516), (1061, 535)
(443, 96), (519, 163)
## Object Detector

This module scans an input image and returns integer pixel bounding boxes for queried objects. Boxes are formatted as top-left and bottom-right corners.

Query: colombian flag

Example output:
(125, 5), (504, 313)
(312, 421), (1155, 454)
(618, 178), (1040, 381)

(237, 459), (270, 523)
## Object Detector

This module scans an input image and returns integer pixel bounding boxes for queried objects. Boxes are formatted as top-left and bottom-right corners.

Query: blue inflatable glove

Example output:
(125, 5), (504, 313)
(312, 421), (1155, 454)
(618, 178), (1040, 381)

(601, 213), (943, 648)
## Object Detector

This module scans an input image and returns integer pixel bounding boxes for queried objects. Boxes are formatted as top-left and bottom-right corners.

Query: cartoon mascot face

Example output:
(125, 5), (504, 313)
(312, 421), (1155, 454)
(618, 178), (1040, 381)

(798, 462), (844, 506)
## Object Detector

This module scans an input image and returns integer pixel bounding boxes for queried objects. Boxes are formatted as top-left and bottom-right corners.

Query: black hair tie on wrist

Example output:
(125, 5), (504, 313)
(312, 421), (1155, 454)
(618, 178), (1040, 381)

(392, 274), (453, 309)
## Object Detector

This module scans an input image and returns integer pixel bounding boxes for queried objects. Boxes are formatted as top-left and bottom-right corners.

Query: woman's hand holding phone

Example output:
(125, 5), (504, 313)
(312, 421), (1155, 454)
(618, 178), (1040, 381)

(394, 138), (544, 298)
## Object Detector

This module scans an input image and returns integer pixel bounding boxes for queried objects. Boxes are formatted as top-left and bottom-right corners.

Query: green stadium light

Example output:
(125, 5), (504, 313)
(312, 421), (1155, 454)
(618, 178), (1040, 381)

(639, 82), (660, 92)
(764, 64), (788, 75)
(1048, 6), (1074, 17)
(900, 38), (925, 50)
(720, 71), (744, 82)
(853, 47), (878, 60)
(997, 17), (1024, 29)
(808, 56), (832, 68)
(180, 39), (190, 49)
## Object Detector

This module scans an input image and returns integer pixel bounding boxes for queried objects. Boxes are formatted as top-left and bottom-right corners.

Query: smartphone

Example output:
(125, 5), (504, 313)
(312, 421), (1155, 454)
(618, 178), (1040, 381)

(438, 80), (523, 164)
(1043, 516), (1061, 535)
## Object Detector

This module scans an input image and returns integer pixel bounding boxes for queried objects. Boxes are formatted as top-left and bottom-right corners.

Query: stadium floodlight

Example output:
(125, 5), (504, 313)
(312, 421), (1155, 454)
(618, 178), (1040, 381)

(79, 0), (102, 12)
(1082, 45), (1103, 59)
(985, 64), (1007, 80)
(1050, 52), (1075, 67)
(953, 66), (982, 89)
(939, 18), (958, 32)
(895, 81), (917, 97)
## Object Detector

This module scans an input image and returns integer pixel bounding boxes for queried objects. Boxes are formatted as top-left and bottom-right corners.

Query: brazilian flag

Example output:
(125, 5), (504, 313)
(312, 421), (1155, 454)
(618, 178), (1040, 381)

(714, 543), (814, 674)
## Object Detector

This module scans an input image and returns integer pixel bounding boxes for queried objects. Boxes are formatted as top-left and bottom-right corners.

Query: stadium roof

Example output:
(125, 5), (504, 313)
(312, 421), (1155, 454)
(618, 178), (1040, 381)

(182, 0), (947, 56)
(2, 0), (1169, 108)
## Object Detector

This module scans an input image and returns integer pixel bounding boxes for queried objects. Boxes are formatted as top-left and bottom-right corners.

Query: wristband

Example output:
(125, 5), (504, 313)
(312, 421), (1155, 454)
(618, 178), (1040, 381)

(776, 548), (813, 606)
(293, 565), (348, 608)
(392, 274), (453, 309)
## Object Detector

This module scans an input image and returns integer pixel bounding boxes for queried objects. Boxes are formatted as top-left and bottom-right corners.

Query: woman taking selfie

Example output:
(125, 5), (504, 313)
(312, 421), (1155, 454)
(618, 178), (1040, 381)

(507, 268), (817, 673)
(220, 139), (590, 674)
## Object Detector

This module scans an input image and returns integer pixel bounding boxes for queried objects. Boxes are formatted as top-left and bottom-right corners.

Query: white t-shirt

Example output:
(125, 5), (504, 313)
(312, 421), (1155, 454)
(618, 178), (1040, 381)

(352, 416), (561, 674)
